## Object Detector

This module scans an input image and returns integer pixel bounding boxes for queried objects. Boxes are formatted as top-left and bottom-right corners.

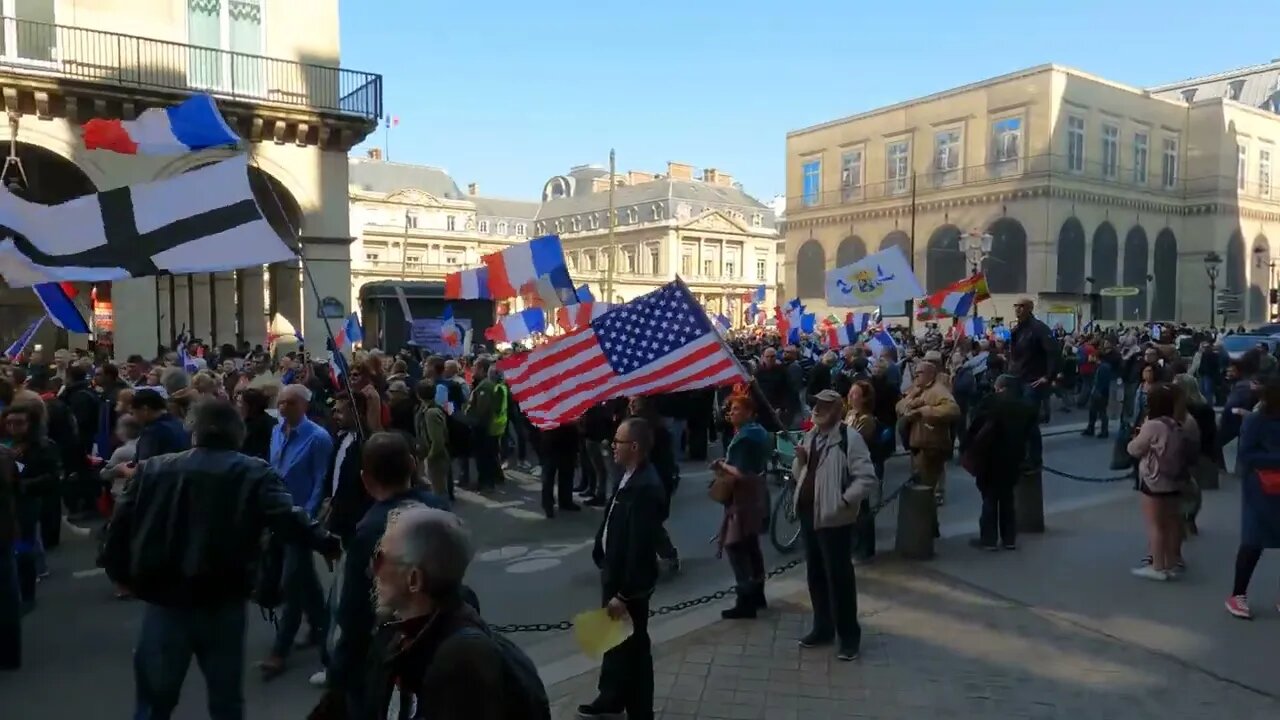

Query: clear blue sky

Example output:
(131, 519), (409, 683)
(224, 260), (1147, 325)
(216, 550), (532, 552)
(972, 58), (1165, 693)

(339, 0), (1278, 202)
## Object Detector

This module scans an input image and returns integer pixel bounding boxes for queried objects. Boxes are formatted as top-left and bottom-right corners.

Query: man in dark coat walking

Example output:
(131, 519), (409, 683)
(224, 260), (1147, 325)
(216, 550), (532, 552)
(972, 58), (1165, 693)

(963, 374), (1037, 550)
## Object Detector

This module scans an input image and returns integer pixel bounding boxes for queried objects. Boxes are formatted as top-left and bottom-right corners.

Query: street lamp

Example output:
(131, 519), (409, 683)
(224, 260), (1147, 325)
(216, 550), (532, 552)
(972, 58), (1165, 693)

(1205, 251), (1223, 327)
(1254, 245), (1276, 321)
(960, 230), (993, 321)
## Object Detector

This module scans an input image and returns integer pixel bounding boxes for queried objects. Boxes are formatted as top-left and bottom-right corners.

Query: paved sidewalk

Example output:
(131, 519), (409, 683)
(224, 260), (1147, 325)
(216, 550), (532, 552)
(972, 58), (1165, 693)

(548, 563), (1279, 720)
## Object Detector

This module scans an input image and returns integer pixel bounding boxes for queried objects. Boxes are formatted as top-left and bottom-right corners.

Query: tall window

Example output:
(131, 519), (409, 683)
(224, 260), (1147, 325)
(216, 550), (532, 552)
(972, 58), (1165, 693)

(840, 149), (863, 201)
(992, 117), (1022, 171)
(1239, 144), (1249, 191)
(515, 223), (526, 236)
(478, 220), (488, 233)
(622, 249), (636, 273)
(933, 130), (960, 183)
(680, 251), (694, 276)
(1261, 148), (1272, 198)
(187, 0), (265, 95)
(1067, 116), (1085, 172)
(801, 158), (821, 206)
(497, 221), (508, 234)
(648, 247), (660, 274)
(1133, 132), (1149, 185)
(1, 0), (56, 63)
(1101, 124), (1119, 179)
(756, 258), (767, 281)
(702, 258), (714, 276)
(446, 215), (456, 231)
(887, 140), (911, 194)
(405, 211), (419, 229)
(1162, 138), (1179, 189)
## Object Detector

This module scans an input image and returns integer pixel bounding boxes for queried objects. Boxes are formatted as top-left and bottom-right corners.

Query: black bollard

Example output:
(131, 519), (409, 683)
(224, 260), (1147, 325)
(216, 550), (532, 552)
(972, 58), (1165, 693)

(1015, 466), (1045, 534)
(894, 482), (937, 560)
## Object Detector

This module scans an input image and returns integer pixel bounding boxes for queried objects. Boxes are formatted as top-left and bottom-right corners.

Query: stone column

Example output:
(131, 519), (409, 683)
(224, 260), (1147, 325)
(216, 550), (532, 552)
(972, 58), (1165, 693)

(238, 266), (268, 350)
(211, 272), (238, 348)
(191, 273), (213, 343)
(112, 278), (162, 361)
(300, 236), (355, 348)
(170, 274), (192, 339)
(269, 260), (303, 335)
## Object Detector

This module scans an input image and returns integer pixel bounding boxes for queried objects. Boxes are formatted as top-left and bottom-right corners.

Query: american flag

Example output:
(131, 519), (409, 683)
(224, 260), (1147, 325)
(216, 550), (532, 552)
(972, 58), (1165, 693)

(498, 281), (747, 429)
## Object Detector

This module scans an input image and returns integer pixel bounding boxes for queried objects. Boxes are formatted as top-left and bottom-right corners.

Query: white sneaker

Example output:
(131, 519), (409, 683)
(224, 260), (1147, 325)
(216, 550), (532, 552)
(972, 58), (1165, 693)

(62, 516), (92, 539)
(308, 669), (328, 688)
(1130, 565), (1170, 581)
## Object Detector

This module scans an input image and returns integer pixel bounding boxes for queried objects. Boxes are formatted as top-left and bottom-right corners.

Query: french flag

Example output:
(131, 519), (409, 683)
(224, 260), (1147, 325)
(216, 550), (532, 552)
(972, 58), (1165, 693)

(824, 322), (858, 348)
(482, 235), (567, 299)
(333, 312), (363, 349)
(33, 282), (90, 334)
(485, 308), (546, 344)
(713, 313), (731, 336)
(555, 301), (611, 331)
(82, 94), (240, 155)
(441, 305), (462, 349)
(518, 265), (578, 309)
(960, 316), (986, 337)
(866, 329), (898, 359)
(444, 265), (491, 300)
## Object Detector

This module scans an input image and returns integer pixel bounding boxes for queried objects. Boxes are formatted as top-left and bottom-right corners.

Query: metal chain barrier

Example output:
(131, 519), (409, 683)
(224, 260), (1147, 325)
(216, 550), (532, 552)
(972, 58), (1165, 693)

(1041, 465), (1133, 483)
(488, 476), (910, 634)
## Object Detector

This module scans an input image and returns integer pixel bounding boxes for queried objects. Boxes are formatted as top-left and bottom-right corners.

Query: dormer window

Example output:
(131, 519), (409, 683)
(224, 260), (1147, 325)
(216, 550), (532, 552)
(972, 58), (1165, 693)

(1229, 80), (1245, 101)
(1181, 88), (1197, 102)
(571, 216), (581, 232)
(626, 207), (638, 223)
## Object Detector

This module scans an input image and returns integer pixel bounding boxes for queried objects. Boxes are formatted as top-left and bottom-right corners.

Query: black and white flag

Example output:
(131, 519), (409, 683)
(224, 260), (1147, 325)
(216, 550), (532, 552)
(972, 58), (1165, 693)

(0, 156), (298, 287)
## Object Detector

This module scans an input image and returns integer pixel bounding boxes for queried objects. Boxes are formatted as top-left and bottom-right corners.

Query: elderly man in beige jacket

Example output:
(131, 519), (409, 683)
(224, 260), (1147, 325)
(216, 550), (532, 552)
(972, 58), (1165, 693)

(791, 389), (879, 662)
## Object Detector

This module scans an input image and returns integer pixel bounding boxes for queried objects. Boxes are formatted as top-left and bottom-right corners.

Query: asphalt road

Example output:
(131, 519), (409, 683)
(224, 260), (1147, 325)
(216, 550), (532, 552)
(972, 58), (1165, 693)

(0, 413), (1132, 718)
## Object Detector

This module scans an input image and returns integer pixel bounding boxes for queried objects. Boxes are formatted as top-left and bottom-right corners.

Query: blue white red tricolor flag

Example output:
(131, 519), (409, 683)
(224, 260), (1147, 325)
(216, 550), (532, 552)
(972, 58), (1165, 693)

(440, 305), (462, 349)
(32, 281), (89, 334)
(555, 301), (611, 332)
(334, 312), (363, 349)
(485, 308), (546, 343)
(960, 316), (986, 337)
(81, 94), (239, 155)
(498, 281), (748, 429)
(5, 315), (44, 360)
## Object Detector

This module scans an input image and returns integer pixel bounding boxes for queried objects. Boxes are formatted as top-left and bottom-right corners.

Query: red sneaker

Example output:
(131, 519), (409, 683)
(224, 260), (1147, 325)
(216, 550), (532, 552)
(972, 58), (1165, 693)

(1225, 595), (1252, 620)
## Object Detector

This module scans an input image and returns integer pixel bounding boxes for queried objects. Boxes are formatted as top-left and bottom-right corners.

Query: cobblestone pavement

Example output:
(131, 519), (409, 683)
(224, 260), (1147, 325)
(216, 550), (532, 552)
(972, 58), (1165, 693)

(548, 562), (1279, 720)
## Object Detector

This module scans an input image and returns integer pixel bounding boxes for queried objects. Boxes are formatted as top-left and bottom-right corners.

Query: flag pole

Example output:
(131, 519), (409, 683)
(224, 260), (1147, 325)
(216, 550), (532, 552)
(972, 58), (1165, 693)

(248, 154), (368, 441)
(604, 148), (616, 305)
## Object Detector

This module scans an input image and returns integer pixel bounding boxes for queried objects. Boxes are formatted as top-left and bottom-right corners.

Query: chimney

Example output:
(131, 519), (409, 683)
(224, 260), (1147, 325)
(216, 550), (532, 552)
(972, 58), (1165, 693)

(716, 172), (734, 187)
(627, 170), (655, 185)
(591, 176), (612, 193)
(666, 161), (694, 180)
(467, 182), (479, 196)
(367, 148), (382, 161)
(702, 168), (719, 185)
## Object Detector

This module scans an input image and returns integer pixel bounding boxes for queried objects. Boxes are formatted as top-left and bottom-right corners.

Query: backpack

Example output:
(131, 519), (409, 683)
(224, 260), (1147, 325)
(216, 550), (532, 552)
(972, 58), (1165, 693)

(452, 626), (551, 720)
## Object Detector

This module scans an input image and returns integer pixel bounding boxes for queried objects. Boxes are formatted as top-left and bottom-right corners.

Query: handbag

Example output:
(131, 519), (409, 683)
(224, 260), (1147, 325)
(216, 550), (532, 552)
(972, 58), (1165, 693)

(1258, 469), (1280, 496)
(708, 470), (735, 505)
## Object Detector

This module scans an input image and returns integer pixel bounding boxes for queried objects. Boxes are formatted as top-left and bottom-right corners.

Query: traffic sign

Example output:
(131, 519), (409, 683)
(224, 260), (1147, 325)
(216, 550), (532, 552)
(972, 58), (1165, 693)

(1099, 286), (1140, 297)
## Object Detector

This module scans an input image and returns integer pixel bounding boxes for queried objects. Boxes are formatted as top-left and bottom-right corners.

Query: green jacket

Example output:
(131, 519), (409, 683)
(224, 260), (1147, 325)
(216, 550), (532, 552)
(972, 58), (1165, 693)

(489, 382), (509, 437)
(414, 404), (449, 463)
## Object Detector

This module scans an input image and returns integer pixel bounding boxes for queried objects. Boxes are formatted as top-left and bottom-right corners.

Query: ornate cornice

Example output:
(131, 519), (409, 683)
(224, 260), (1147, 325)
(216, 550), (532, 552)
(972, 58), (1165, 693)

(784, 182), (1267, 229)
(0, 73), (374, 151)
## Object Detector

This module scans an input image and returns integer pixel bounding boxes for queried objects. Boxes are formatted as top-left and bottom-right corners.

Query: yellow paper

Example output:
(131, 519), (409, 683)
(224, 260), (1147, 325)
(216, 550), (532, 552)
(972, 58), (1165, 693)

(573, 608), (633, 658)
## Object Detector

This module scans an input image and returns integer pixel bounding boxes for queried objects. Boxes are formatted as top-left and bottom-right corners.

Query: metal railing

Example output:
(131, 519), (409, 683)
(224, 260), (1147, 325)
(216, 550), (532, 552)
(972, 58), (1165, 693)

(790, 152), (1273, 213)
(0, 16), (381, 118)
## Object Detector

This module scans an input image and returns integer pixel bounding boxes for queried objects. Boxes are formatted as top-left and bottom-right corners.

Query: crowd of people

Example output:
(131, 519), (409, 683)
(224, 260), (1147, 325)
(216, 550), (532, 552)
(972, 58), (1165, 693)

(1, 296), (1279, 719)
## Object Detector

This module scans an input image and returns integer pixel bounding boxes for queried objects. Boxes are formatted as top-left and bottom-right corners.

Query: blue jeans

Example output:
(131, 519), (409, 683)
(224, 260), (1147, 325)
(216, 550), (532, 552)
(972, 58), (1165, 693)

(271, 542), (327, 658)
(133, 601), (246, 720)
(0, 546), (20, 669)
(1199, 375), (1216, 406)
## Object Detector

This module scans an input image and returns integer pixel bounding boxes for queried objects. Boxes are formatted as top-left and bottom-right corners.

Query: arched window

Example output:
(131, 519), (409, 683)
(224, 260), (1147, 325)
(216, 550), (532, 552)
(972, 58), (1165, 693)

(985, 218), (1028, 293)
(1056, 218), (1086, 294)
(796, 240), (826, 299)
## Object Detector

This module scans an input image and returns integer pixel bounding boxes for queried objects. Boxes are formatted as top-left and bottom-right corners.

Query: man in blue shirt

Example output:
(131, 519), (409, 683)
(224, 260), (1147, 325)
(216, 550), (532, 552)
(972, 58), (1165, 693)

(260, 383), (334, 680)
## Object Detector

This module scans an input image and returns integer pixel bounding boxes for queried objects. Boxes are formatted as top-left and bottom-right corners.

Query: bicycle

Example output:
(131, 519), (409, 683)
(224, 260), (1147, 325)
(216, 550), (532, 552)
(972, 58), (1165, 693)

(767, 431), (804, 554)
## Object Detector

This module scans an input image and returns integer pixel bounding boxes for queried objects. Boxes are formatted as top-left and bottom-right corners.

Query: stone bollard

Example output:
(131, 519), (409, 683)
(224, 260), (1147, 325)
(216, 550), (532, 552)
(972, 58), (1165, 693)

(1015, 466), (1045, 534)
(1194, 459), (1220, 491)
(895, 482), (937, 560)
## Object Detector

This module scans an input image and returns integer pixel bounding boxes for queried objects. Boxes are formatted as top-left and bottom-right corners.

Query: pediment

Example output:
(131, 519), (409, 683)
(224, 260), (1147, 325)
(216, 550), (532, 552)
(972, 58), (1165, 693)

(385, 189), (443, 206)
(681, 209), (747, 233)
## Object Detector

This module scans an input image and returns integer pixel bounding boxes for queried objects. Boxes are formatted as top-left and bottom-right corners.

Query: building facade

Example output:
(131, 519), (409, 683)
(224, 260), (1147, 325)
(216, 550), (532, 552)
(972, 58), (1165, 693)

(0, 0), (379, 357)
(534, 161), (780, 323)
(784, 62), (1280, 326)
(347, 151), (538, 304)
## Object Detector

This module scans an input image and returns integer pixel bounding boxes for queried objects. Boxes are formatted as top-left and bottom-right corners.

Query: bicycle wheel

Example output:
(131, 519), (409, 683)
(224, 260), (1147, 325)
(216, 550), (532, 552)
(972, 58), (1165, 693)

(770, 481), (803, 553)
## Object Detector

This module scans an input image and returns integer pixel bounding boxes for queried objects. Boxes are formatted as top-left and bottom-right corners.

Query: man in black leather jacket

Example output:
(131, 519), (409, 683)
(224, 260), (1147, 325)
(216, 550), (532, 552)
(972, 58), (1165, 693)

(100, 399), (339, 720)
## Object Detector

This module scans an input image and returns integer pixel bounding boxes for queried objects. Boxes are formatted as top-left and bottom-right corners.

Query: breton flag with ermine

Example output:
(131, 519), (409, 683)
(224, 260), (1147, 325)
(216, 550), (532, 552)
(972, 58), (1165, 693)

(498, 280), (748, 429)
(0, 156), (296, 287)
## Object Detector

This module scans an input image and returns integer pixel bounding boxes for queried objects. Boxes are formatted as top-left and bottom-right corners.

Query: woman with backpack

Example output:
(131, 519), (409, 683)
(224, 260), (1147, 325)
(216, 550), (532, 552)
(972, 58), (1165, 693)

(1126, 383), (1198, 581)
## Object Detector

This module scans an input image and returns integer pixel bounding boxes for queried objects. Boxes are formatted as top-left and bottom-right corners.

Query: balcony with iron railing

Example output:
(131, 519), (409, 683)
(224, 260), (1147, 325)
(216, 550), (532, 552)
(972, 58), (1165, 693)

(788, 152), (1270, 213)
(0, 16), (381, 118)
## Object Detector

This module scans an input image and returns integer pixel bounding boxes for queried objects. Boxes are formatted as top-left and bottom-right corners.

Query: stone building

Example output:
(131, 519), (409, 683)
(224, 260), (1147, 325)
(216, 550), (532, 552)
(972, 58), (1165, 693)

(0, 0), (379, 357)
(784, 61), (1280, 326)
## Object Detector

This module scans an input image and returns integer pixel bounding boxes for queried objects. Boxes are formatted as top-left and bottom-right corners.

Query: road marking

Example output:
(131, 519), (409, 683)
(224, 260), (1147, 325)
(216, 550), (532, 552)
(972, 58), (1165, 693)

(474, 539), (595, 574)
(72, 568), (105, 579)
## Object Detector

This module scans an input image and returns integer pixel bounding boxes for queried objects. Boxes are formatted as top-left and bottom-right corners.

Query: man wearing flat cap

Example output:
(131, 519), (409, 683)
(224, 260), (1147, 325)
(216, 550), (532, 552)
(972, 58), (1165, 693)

(895, 355), (960, 505)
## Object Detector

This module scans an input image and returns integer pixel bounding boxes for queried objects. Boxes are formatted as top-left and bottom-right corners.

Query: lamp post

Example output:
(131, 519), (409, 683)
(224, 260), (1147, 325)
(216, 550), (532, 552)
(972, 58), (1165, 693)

(1253, 245), (1277, 322)
(960, 230), (993, 320)
(1204, 251), (1223, 327)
